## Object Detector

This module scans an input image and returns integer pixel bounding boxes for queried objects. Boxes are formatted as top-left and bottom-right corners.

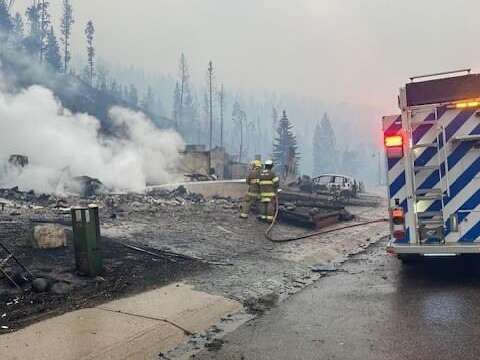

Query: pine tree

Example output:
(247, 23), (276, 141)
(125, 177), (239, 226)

(45, 26), (61, 71)
(314, 113), (337, 174)
(84, 20), (95, 85)
(141, 86), (155, 115)
(172, 81), (181, 129)
(232, 101), (246, 162)
(24, 2), (41, 56)
(177, 53), (190, 129)
(312, 121), (322, 176)
(128, 84), (138, 107)
(218, 84), (225, 147)
(10, 12), (24, 48)
(272, 107), (278, 135)
(272, 110), (300, 178)
(38, 0), (51, 62)
(109, 79), (120, 98)
(0, 0), (12, 42)
(207, 61), (215, 150)
(96, 65), (109, 91)
(60, 0), (74, 73)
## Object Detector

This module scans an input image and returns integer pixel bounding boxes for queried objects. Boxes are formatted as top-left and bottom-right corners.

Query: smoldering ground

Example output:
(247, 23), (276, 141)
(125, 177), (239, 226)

(0, 83), (185, 194)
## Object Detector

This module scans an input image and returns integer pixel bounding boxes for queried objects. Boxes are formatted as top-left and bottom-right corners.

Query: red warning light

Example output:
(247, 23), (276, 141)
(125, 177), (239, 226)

(385, 135), (403, 148)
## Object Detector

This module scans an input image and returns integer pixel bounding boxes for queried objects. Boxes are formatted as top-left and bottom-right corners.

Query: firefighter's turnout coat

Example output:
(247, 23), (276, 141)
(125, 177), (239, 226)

(258, 169), (279, 202)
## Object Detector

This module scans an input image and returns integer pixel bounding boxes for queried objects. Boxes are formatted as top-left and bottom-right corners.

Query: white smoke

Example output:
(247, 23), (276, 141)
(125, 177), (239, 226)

(0, 85), (185, 193)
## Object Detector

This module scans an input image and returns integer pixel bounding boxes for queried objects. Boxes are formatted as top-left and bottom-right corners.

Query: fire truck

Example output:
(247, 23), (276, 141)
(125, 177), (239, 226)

(383, 69), (480, 261)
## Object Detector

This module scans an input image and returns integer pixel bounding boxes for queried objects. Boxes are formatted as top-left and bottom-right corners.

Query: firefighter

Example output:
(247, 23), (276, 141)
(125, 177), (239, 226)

(258, 159), (280, 222)
(240, 160), (262, 219)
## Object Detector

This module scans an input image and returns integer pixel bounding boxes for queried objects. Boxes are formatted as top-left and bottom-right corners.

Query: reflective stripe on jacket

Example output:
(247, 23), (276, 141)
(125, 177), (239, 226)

(258, 169), (279, 199)
(246, 168), (260, 194)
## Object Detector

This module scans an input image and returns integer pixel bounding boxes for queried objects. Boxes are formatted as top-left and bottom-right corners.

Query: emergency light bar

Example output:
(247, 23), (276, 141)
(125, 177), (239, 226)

(450, 100), (480, 109)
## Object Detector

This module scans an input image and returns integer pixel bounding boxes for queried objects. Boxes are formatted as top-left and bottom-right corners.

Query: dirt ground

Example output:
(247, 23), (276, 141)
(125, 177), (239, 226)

(0, 186), (388, 340)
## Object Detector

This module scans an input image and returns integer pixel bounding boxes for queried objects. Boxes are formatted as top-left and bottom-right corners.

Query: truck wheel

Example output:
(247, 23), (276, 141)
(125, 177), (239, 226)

(398, 255), (421, 264)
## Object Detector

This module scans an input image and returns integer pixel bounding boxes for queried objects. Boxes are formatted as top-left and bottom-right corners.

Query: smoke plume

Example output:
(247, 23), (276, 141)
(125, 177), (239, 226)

(0, 84), (185, 194)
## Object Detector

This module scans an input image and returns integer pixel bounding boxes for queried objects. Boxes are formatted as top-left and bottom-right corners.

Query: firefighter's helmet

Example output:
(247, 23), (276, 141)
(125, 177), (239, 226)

(254, 160), (262, 169)
(265, 160), (274, 169)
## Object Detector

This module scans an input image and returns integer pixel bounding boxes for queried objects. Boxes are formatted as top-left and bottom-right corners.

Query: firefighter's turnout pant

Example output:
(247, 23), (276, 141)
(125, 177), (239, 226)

(258, 171), (279, 222)
(240, 192), (259, 218)
(259, 196), (275, 222)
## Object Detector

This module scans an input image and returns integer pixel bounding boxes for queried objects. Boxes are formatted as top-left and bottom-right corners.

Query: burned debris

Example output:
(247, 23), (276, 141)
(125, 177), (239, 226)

(0, 156), (383, 336)
(0, 184), (214, 331)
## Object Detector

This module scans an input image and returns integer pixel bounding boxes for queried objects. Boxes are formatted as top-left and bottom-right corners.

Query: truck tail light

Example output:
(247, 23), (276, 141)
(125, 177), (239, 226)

(385, 135), (404, 158)
(391, 206), (406, 241)
(392, 208), (405, 225)
(385, 135), (403, 147)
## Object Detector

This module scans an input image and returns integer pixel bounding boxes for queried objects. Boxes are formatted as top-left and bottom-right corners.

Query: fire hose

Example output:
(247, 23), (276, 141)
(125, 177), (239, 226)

(264, 196), (389, 243)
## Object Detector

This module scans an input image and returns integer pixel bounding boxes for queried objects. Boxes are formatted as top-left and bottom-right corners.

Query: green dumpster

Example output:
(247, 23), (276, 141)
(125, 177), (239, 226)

(71, 205), (103, 276)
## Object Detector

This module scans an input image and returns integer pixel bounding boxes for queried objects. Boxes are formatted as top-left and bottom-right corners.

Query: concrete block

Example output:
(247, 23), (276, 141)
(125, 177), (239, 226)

(33, 224), (67, 249)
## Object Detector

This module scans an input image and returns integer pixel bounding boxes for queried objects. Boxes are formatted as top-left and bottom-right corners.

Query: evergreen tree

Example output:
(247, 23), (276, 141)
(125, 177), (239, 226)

(312, 121), (322, 175)
(84, 20), (95, 85)
(172, 81), (181, 129)
(81, 64), (90, 83)
(272, 110), (300, 178)
(218, 84), (225, 147)
(60, 0), (74, 73)
(232, 101), (246, 162)
(38, 0), (51, 62)
(96, 64), (109, 91)
(109, 79), (121, 98)
(45, 26), (61, 71)
(177, 53), (190, 129)
(0, 0), (12, 43)
(314, 113), (337, 174)
(206, 61), (215, 150)
(24, 2), (41, 56)
(183, 90), (197, 142)
(10, 12), (24, 48)
(128, 84), (138, 107)
(272, 107), (278, 135)
(141, 86), (155, 115)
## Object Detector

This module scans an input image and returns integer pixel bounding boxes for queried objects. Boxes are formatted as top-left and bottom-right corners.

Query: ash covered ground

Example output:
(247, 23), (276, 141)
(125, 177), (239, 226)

(0, 185), (388, 335)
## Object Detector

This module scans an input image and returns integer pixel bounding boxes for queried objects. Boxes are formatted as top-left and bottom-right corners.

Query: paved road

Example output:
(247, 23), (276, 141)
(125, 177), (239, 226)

(195, 241), (480, 360)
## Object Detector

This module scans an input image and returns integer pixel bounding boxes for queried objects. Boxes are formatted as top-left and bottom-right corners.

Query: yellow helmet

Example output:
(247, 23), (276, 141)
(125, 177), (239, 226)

(254, 160), (262, 169)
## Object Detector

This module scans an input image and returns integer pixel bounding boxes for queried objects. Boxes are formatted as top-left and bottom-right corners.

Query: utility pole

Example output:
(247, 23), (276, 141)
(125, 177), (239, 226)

(219, 84), (224, 147)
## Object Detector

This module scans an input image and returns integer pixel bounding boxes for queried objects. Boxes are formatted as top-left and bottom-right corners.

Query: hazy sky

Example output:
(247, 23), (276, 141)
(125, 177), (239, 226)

(14, 0), (480, 112)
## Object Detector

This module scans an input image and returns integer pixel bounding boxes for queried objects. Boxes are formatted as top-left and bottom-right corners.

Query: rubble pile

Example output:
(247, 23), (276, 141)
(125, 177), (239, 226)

(0, 187), (51, 206)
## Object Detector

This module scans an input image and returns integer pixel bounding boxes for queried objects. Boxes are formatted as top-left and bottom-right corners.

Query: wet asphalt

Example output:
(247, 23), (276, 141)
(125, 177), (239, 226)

(195, 240), (480, 360)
